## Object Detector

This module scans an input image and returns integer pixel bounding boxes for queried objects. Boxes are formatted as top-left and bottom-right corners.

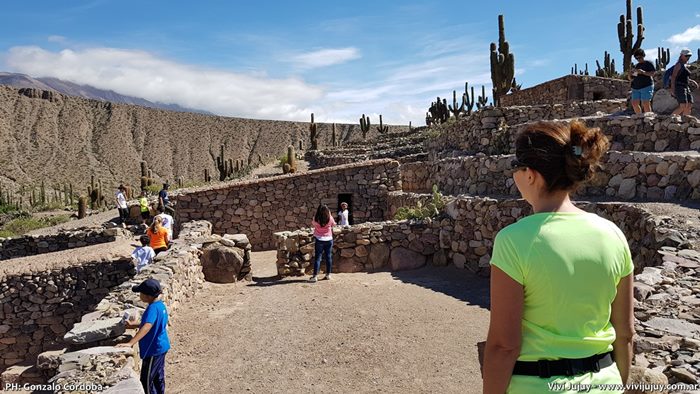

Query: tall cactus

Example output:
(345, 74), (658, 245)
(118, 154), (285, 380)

(617, 0), (644, 72)
(656, 47), (670, 70)
(78, 196), (87, 219)
(331, 123), (337, 147)
(288, 145), (296, 172)
(216, 144), (233, 181)
(489, 14), (515, 107)
(476, 85), (489, 110)
(596, 51), (618, 78)
(360, 114), (371, 140)
(309, 113), (319, 150)
(448, 90), (465, 118)
(40, 180), (46, 204)
(377, 115), (389, 134)
(464, 82), (475, 116)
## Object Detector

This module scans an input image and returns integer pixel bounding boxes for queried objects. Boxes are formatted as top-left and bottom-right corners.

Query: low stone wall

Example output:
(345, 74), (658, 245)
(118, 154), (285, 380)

(0, 227), (126, 260)
(20, 221), (213, 392)
(0, 245), (135, 370)
(428, 111), (700, 159)
(276, 195), (671, 277)
(500, 75), (629, 106)
(402, 150), (700, 202)
(175, 159), (402, 250)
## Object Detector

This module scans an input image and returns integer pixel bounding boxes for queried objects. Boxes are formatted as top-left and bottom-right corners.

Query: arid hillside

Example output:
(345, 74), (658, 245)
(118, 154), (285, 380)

(0, 85), (406, 194)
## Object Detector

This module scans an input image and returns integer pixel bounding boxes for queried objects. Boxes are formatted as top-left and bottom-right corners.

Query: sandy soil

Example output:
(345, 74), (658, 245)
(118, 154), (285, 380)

(167, 251), (490, 393)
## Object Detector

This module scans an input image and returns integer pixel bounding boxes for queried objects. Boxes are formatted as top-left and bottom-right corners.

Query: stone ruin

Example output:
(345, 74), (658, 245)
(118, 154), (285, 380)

(2, 72), (700, 391)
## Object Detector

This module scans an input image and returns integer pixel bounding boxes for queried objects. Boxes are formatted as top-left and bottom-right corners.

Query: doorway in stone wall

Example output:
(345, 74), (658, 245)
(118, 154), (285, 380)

(337, 193), (353, 225)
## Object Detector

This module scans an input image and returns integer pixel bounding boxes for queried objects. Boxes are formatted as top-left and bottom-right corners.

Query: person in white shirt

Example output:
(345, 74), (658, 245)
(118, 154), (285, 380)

(115, 185), (129, 226)
(337, 202), (350, 227)
(155, 206), (175, 239)
(132, 235), (156, 273)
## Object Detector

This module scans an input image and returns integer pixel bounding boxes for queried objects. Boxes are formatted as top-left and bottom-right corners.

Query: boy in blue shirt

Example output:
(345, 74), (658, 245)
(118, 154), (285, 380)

(117, 278), (170, 394)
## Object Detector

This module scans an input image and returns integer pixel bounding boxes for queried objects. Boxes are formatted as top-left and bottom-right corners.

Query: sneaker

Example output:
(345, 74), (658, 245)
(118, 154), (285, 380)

(309, 276), (318, 283)
(323, 274), (332, 280)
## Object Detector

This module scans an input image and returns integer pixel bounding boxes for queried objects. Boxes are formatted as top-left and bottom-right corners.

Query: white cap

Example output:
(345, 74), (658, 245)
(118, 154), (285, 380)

(680, 49), (693, 57)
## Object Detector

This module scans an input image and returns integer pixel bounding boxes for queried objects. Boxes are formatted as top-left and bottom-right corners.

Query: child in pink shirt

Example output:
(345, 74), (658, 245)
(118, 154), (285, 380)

(310, 204), (336, 282)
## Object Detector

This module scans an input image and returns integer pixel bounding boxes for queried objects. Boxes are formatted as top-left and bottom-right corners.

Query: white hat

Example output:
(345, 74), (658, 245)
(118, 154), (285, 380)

(680, 49), (693, 57)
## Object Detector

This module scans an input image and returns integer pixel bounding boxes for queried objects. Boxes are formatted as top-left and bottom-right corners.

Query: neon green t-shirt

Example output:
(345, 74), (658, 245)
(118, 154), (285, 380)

(139, 197), (149, 213)
(490, 212), (634, 362)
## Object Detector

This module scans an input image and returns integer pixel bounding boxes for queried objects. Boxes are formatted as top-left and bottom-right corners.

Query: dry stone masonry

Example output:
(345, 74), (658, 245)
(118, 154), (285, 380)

(175, 159), (402, 250)
(499, 75), (630, 106)
(0, 227), (126, 260)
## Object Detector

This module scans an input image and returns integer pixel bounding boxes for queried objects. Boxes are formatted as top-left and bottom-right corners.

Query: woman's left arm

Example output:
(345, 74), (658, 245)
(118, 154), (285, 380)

(482, 266), (524, 394)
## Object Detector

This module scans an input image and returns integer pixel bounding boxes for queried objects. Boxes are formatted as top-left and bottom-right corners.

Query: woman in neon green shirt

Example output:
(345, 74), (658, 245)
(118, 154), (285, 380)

(483, 121), (634, 394)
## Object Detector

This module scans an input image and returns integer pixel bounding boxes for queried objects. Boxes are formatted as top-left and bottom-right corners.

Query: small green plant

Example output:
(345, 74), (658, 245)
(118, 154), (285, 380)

(394, 185), (446, 221)
(278, 154), (289, 167)
(0, 214), (71, 238)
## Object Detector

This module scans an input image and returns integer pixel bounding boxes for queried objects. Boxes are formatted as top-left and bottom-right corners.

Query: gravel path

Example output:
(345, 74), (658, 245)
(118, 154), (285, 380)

(167, 250), (490, 393)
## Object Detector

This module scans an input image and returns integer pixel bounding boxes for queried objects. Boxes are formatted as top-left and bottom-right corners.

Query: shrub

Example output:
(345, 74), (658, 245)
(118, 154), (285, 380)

(0, 214), (71, 238)
(394, 185), (446, 221)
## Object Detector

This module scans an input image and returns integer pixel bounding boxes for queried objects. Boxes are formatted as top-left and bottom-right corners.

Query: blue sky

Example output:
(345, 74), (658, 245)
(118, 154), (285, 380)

(0, 1), (699, 124)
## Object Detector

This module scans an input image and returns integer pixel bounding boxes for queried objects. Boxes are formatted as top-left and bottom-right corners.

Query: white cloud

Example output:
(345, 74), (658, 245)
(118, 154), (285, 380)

(5, 46), (323, 121)
(291, 47), (361, 69)
(47, 35), (66, 43)
(667, 25), (700, 45)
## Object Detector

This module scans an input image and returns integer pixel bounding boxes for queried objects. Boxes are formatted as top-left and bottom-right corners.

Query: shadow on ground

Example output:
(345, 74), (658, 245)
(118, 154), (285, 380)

(390, 265), (490, 309)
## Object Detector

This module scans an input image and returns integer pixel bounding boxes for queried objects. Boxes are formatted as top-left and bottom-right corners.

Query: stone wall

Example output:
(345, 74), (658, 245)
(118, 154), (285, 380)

(0, 227), (125, 260)
(0, 245), (135, 370)
(402, 150), (700, 202)
(500, 75), (630, 107)
(175, 160), (402, 250)
(276, 194), (673, 277)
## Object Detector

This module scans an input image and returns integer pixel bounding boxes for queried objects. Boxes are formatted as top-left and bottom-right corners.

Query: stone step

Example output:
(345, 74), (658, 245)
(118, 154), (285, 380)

(0, 362), (44, 387)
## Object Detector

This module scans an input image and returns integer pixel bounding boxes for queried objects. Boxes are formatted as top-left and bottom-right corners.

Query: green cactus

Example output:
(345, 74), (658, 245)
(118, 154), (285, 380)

(309, 113), (319, 150)
(464, 82), (475, 115)
(360, 114), (371, 140)
(596, 51), (618, 78)
(377, 115), (389, 134)
(425, 112), (433, 127)
(617, 0), (644, 72)
(489, 14), (515, 107)
(655, 47), (670, 70)
(331, 124), (337, 147)
(216, 144), (233, 181)
(476, 85), (489, 110)
(511, 78), (522, 92)
(448, 90), (464, 118)
(288, 145), (296, 172)
(78, 196), (87, 219)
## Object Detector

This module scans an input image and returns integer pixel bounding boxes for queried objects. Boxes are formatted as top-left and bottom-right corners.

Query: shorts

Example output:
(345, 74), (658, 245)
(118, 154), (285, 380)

(631, 85), (653, 101)
(141, 211), (150, 220)
(675, 86), (694, 104)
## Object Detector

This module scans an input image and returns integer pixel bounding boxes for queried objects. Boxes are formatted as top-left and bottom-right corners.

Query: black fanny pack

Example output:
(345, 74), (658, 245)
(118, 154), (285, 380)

(512, 351), (613, 378)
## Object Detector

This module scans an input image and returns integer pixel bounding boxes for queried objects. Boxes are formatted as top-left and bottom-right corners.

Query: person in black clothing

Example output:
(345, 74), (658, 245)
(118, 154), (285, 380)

(628, 48), (655, 114)
(157, 183), (175, 215)
(671, 49), (699, 116)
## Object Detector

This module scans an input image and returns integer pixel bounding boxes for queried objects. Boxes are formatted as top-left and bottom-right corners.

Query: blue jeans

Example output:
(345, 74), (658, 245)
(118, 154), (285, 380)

(313, 239), (333, 276)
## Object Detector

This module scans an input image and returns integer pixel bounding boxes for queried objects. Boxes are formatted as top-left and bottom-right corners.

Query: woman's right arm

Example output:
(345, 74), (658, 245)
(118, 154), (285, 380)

(610, 274), (634, 383)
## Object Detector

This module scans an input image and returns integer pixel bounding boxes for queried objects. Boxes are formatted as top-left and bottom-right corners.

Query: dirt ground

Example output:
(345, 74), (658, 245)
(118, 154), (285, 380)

(167, 251), (490, 393)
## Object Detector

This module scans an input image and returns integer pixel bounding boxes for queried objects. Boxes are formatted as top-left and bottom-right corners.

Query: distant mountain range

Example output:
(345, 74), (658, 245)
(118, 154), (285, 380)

(0, 71), (213, 115)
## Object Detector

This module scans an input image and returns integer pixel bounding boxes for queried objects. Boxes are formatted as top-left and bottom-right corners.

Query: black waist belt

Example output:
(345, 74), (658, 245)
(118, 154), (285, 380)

(512, 352), (613, 378)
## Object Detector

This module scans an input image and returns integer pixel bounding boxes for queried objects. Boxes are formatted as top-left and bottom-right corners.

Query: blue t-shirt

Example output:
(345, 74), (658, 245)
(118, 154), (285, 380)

(158, 190), (170, 206)
(139, 300), (170, 358)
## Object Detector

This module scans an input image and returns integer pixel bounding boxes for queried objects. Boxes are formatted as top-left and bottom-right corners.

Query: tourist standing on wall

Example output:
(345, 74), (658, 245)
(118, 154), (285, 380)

(147, 216), (170, 255)
(158, 183), (174, 215)
(115, 185), (129, 227)
(309, 204), (336, 283)
(483, 121), (634, 393)
(337, 202), (350, 227)
(628, 48), (655, 114)
(670, 49), (698, 116)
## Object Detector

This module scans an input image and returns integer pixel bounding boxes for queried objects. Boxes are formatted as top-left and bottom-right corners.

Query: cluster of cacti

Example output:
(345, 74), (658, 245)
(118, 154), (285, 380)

(489, 14), (515, 107)
(283, 145), (297, 174)
(617, 0), (644, 72)
(360, 114), (371, 140)
(596, 51), (618, 78)
(309, 113), (319, 150)
(140, 161), (156, 191)
(427, 97), (449, 125)
(447, 82), (477, 119)
(216, 144), (234, 181)
(376, 115), (389, 134)
(656, 47), (670, 70)
(87, 175), (107, 209)
(476, 86), (489, 110)
(571, 63), (590, 76)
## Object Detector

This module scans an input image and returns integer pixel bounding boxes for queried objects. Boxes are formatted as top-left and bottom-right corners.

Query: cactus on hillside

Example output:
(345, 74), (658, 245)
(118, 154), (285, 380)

(78, 196), (87, 219)
(287, 145), (296, 173)
(448, 90), (465, 118)
(216, 144), (233, 181)
(204, 168), (211, 182)
(489, 15), (515, 107)
(377, 115), (389, 134)
(617, 0), (644, 72)
(656, 47), (670, 70)
(40, 180), (46, 204)
(309, 113), (319, 150)
(425, 112), (433, 127)
(428, 97), (449, 124)
(596, 51), (618, 78)
(464, 82), (476, 116)
(331, 124), (337, 147)
(476, 85), (489, 110)
(360, 114), (371, 140)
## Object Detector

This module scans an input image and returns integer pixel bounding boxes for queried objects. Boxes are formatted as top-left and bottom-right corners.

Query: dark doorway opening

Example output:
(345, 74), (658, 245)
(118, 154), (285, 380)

(592, 91), (605, 101)
(337, 193), (353, 225)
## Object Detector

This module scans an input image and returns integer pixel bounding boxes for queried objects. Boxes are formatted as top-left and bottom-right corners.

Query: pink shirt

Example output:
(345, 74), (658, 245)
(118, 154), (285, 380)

(312, 216), (336, 240)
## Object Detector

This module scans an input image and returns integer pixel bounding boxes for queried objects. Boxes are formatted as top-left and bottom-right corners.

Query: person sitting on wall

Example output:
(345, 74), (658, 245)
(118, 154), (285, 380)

(628, 48), (655, 114)
(132, 235), (155, 273)
(670, 49), (699, 117)
(483, 120), (634, 393)
(309, 204), (336, 283)
(147, 216), (170, 255)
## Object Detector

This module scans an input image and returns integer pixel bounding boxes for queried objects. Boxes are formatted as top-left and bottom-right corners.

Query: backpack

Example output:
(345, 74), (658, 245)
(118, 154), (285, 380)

(663, 64), (677, 89)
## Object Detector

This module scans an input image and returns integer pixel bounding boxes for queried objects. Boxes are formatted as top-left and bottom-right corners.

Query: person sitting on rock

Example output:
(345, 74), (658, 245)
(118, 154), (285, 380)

(628, 48), (655, 114)
(147, 216), (169, 255)
(309, 204), (336, 283)
(670, 49), (698, 116)
(483, 120), (634, 393)
(132, 235), (155, 273)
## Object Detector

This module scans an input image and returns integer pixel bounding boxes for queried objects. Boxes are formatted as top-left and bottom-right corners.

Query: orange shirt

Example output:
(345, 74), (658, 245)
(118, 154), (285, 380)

(147, 227), (169, 249)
